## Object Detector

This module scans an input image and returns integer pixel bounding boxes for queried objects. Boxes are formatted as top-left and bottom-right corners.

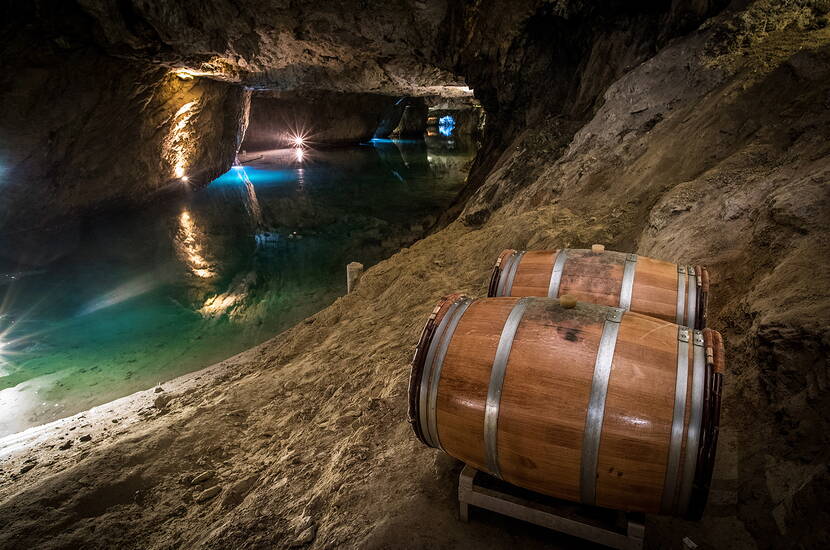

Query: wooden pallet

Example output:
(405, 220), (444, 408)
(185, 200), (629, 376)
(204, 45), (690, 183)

(459, 465), (645, 550)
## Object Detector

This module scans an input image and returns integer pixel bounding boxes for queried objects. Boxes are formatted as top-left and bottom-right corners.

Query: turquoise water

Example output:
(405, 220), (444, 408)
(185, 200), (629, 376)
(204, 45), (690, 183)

(0, 136), (476, 436)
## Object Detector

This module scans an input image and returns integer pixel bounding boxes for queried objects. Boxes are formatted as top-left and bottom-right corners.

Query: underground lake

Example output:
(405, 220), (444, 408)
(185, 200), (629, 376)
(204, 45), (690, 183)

(0, 135), (476, 437)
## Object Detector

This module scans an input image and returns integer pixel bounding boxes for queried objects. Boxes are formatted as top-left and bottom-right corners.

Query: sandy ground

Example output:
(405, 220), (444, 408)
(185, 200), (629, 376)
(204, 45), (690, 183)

(1, 4), (829, 549)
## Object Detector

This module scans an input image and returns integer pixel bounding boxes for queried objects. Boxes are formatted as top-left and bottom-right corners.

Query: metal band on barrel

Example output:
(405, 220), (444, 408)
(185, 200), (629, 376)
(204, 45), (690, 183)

(618, 254), (638, 310)
(677, 330), (706, 515)
(484, 297), (530, 477)
(661, 326), (690, 513)
(418, 299), (460, 446)
(502, 251), (526, 297)
(676, 265), (687, 325)
(495, 252), (517, 297)
(425, 298), (472, 451)
(547, 249), (569, 298)
(580, 307), (624, 505)
(686, 266), (698, 329)
(418, 297), (471, 449)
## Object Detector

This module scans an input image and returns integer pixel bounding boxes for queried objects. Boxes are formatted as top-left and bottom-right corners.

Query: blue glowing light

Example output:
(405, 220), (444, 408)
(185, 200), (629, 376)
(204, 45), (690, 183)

(368, 138), (423, 145)
(438, 115), (455, 137)
(209, 166), (296, 188)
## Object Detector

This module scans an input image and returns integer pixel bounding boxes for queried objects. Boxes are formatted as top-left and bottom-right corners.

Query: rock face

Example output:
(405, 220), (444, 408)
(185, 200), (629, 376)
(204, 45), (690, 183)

(74, 0), (466, 95)
(0, 2), (249, 259)
(0, 62), (247, 245)
(241, 91), (397, 150)
(434, 0), (730, 224)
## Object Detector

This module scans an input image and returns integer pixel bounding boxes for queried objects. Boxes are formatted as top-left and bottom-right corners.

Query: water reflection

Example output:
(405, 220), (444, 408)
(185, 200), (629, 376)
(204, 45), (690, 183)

(0, 136), (477, 437)
(176, 211), (216, 279)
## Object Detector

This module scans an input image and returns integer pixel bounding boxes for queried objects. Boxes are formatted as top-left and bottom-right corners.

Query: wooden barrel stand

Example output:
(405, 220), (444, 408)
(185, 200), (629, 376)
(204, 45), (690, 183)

(408, 294), (725, 519)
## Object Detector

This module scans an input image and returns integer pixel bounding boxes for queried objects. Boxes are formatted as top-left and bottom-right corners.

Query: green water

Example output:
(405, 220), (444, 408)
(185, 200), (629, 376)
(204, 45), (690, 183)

(0, 136), (476, 437)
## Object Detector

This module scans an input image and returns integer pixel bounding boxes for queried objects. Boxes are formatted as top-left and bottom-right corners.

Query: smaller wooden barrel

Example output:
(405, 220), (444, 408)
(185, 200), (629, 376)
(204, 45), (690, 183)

(408, 294), (725, 519)
(488, 248), (709, 329)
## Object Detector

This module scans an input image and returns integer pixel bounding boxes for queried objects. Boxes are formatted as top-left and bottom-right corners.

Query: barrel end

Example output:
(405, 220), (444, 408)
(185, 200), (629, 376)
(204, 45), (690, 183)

(408, 293), (468, 447)
(488, 250), (517, 297)
(685, 328), (726, 520)
(698, 266), (710, 330)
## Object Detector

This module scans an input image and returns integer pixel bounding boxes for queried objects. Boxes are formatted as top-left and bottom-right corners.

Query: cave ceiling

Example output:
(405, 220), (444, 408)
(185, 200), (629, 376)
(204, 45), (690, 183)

(76, 0), (472, 96)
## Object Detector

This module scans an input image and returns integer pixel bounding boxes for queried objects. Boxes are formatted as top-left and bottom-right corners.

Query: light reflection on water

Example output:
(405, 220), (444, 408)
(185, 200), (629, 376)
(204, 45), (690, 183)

(0, 136), (476, 436)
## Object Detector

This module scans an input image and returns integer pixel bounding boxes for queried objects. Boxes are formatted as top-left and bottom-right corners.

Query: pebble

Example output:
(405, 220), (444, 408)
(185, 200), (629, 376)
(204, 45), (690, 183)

(153, 394), (171, 409)
(291, 526), (316, 547)
(290, 515), (316, 547)
(191, 470), (215, 484)
(194, 485), (221, 503)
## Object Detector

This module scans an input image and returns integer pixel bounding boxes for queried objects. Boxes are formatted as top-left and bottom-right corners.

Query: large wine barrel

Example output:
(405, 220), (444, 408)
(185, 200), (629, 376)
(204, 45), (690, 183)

(408, 294), (725, 518)
(488, 247), (709, 329)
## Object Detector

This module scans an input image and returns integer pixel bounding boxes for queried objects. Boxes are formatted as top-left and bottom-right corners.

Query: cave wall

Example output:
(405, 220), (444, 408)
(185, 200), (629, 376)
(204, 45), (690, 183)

(0, 2), (249, 261)
(0, 60), (248, 262)
(436, 0), (731, 223)
(241, 91), (397, 150)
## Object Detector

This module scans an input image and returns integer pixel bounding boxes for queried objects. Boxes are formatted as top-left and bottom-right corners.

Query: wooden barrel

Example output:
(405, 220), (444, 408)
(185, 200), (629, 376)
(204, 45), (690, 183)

(488, 247), (709, 329)
(408, 294), (725, 518)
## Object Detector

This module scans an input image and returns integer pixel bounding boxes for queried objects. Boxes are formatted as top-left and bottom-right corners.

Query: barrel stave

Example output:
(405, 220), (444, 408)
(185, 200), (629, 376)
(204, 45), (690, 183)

(595, 313), (679, 512)
(558, 249), (627, 307)
(629, 256), (679, 323)
(436, 299), (516, 472)
(509, 250), (556, 297)
(496, 301), (608, 503)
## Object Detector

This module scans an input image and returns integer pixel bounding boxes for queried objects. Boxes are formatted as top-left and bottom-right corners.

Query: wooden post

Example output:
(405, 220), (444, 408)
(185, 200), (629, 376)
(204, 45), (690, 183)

(346, 262), (364, 293)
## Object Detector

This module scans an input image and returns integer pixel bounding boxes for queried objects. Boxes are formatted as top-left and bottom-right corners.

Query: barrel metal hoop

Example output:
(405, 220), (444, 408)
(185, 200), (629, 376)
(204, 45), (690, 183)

(661, 326), (691, 514)
(686, 266), (698, 329)
(618, 254), (638, 310)
(580, 307), (624, 505)
(418, 297), (470, 449)
(676, 265), (687, 325)
(484, 297), (530, 478)
(418, 299), (461, 447)
(495, 252), (517, 297)
(502, 251), (526, 297)
(678, 330), (706, 515)
(426, 298), (472, 451)
(547, 249), (570, 298)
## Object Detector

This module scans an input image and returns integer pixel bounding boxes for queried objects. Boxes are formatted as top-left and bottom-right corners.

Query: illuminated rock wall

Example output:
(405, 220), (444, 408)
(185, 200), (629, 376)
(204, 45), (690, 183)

(0, 52), (247, 261)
